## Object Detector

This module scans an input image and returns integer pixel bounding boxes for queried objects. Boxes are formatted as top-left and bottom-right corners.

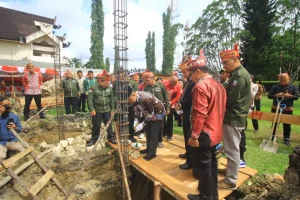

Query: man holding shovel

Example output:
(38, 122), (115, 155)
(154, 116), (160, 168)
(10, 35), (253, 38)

(268, 73), (299, 146)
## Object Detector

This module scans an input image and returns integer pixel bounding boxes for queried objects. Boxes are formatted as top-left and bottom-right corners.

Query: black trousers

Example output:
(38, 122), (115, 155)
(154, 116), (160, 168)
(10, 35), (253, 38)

(174, 111), (182, 126)
(190, 134), (218, 200)
(163, 108), (174, 139)
(252, 99), (261, 130)
(91, 112), (115, 141)
(272, 111), (293, 139)
(24, 94), (44, 118)
(128, 106), (135, 138)
(145, 120), (162, 156)
(64, 97), (78, 114)
(182, 108), (192, 164)
(77, 93), (87, 112)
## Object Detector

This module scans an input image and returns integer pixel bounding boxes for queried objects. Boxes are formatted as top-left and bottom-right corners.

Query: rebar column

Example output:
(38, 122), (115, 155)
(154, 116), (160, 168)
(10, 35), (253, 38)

(53, 40), (65, 141)
(113, 0), (130, 199)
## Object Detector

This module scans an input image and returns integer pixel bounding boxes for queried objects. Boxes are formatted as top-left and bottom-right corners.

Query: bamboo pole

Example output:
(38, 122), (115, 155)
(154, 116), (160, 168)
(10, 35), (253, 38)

(9, 129), (68, 196)
(154, 181), (161, 200)
(115, 124), (131, 200)
(0, 149), (52, 188)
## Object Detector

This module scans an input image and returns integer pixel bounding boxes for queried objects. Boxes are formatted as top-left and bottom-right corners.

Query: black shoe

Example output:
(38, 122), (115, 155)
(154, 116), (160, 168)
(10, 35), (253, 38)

(143, 154), (156, 161)
(284, 139), (291, 146)
(179, 153), (187, 159)
(109, 139), (117, 144)
(86, 140), (96, 147)
(140, 149), (148, 154)
(187, 194), (200, 200)
(179, 163), (192, 170)
(40, 115), (46, 119)
(129, 136), (137, 143)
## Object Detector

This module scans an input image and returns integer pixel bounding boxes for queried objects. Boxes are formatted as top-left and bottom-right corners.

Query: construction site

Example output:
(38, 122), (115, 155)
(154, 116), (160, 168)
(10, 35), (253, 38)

(0, 0), (300, 200)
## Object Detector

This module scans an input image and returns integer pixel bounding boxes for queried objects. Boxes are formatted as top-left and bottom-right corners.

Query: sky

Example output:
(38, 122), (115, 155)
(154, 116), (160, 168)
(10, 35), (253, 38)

(0, 0), (213, 71)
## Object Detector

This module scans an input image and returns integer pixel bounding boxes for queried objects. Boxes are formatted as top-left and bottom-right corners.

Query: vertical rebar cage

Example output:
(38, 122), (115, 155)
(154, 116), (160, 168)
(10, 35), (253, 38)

(53, 38), (65, 141)
(113, 0), (130, 199)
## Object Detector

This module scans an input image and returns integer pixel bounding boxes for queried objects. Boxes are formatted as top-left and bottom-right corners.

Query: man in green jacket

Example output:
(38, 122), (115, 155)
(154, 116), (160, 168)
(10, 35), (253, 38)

(144, 72), (170, 148)
(218, 43), (251, 190)
(61, 70), (80, 114)
(87, 70), (117, 146)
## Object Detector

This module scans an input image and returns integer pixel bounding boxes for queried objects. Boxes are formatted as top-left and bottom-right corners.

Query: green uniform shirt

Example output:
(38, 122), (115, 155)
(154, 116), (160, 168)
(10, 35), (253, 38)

(224, 65), (251, 127)
(144, 82), (170, 112)
(88, 84), (114, 113)
(61, 78), (79, 97)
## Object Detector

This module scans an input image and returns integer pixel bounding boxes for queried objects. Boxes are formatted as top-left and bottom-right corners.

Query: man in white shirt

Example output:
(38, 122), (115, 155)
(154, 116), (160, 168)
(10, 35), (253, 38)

(77, 70), (86, 112)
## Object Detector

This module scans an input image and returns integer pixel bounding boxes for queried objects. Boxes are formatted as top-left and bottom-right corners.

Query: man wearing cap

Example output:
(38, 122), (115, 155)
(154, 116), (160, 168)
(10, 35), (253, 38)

(87, 70), (117, 146)
(218, 43), (251, 190)
(187, 50), (226, 200)
(128, 91), (166, 161)
(268, 73), (299, 146)
(144, 71), (170, 147)
(61, 70), (80, 114)
(219, 69), (230, 86)
(177, 55), (195, 170)
(22, 63), (45, 121)
(162, 75), (182, 141)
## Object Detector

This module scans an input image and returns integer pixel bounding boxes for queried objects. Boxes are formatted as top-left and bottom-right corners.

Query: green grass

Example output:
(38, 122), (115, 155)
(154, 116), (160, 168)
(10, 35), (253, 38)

(173, 94), (300, 175)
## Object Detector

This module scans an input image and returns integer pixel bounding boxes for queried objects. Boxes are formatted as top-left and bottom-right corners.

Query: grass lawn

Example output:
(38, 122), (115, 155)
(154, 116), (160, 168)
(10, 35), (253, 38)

(173, 94), (300, 175)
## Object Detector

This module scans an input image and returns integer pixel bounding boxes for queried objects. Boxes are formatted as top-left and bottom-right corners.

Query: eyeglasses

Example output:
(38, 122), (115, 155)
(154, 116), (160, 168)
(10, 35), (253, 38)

(222, 58), (233, 65)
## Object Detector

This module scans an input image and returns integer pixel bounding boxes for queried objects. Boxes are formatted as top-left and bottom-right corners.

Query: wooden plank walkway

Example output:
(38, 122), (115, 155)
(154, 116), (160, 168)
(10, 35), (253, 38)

(109, 134), (257, 200)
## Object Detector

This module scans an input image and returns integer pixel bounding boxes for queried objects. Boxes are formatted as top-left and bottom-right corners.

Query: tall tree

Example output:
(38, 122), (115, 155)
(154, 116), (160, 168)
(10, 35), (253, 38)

(105, 57), (110, 72)
(145, 31), (152, 71)
(89, 0), (105, 69)
(162, 7), (183, 75)
(241, 0), (276, 75)
(151, 32), (156, 71)
(186, 0), (243, 71)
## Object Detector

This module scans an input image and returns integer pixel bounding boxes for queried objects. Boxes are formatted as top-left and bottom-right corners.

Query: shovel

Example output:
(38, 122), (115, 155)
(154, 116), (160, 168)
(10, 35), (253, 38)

(263, 104), (286, 153)
(259, 97), (284, 149)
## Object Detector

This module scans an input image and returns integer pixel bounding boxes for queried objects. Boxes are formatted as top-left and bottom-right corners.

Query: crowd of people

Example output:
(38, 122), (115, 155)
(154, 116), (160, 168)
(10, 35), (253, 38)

(0, 43), (299, 200)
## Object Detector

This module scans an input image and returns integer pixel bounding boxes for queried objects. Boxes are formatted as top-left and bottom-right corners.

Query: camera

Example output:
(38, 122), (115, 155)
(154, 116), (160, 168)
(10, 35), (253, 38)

(7, 118), (14, 130)
(4, 104), (11, 110)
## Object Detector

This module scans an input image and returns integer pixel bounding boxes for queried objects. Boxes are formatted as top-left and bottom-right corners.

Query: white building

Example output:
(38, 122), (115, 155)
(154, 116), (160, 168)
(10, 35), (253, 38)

(0, 6), (69, 68)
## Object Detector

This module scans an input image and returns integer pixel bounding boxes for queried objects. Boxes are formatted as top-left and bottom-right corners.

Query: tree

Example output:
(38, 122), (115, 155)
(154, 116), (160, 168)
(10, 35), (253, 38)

(151, 32), (156, 71)
(68, 57), (81, 68)
(161, 7), (183, 75)
(186, 0), (243, 71)
(89, 0), (105, 69)
(241, 0), (277, 75)
(105, 57), (110, 72)
(145, 31), (152, 71)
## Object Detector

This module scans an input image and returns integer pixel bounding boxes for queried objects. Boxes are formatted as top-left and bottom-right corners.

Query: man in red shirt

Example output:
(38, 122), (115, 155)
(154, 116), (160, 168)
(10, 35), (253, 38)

(162, 76), (182, 140)
(187, 51), (226, 200)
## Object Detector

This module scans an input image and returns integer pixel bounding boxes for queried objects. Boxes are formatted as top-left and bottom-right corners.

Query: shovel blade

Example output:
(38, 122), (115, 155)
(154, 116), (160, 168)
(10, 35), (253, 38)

(259, 139), (268, 149)
(264, 143), (279, 153)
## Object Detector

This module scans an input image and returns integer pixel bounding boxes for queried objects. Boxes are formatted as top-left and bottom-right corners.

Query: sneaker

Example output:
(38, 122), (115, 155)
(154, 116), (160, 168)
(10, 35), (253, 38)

(284, 139), (291, 146)
(138, 133), (145, 139)
(158, 142), (163, 148)
(217, 179), (236, 190)
(239, 160), (246, 168)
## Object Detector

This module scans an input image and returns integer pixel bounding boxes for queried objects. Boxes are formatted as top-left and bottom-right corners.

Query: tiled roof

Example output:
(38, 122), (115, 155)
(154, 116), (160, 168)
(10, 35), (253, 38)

(0, 6), (54, 41)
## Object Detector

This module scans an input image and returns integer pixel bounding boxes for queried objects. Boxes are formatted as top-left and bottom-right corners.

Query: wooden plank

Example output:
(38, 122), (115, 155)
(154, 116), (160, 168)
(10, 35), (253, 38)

(248, 111), (300, 125)
(159, 158), (185, 172)
(220, 158), (258, 177)
(0, 146), (34, 170)
(29, 170), (54, 196)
